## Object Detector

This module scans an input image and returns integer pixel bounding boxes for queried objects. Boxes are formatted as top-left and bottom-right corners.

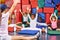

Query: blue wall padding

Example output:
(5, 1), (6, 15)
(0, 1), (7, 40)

(45, 0), (52, 4)
(36, 24), (47, 29)
(45, 3), (56, 7)
(58, 16), (60, 20)
(38, 13), (45, 20)
(53, 0), (60, 5)
(32, 8), (37, 14)
(37, 13), (45, 23)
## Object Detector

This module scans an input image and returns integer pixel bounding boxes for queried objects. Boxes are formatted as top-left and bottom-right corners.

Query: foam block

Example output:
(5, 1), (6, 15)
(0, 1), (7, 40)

(22, 5), (31, 12)
(18, 30), (39, 35)
(32, 8), (37, 14)
(54, 10), (58, 16)
(15, 3), (21, 10)
(8, 27), (14, 32)
(0, 0), (5, 4)
(58, 12), (60, 16)
(15, 12), (22, 23)
(22, 0), (29, 5)
(45, 3), (56, 8)
(19, 13), (22, 22)
(45, 0), (52, 3)
(38, 13), (45, 19)
(45, 13), (51, 24)
(38, 0), (44, 2)
(58, 16), (60, 20)
(36, 25), (47, 29)
(38, 2), (44, 8)
(44, 7), (54, 13)
(57, 6), (60, 11)
(53, 0), (60, 5)
(5, 0), (13, 8)
(31, 2), (38, 8)
(30, 0), (37, 2)
(38, 8), (43, 13)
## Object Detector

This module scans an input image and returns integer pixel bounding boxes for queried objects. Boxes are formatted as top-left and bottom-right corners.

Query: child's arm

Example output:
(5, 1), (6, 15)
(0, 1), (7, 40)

(48, 27), (52, 30)
(19, 9), (24, 15)
(27, 8), (31, 20)
(28, 13), (31, 20)
(35, 7), (39, 19)
(27, 22), (30, 24)
(54, 12), (58, 20)
(50, 13), (53, 21)
(8, 0), (19, 15)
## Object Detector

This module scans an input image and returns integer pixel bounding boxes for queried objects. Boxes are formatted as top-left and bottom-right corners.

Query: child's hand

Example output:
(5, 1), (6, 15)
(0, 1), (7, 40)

(14, 10), (17, 13)
(48, 27), (52, 30)
(27, 7), (29, 11)
(13, 0), (19, 4)
(27, 9), (31, 13)
(27, 22), (30, 24)
(27, 7), (31, 13)
(19, 9), (21, 12)
(36, 6), (39, 10)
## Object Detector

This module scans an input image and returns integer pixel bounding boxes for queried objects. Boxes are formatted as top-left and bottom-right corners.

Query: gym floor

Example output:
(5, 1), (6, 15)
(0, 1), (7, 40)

(9, 32), (60, 40)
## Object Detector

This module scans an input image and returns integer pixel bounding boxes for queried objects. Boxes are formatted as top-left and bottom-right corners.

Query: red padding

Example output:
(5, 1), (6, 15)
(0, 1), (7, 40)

(45, 13), (51, 24)
(57, 6), (60, 11)
(22, 4), (31, 12)
(8, 27), (14, 32)
(15, 3), (21, 10)
(38, 8), (43, 13)
(44, 7), (54, 13)
(22, 0), (29, 5)
(31, 1), (38, 8)
(30, 0), (37, 2)
(5, 0), (13, 8)
(15, 12), (22, 23)
(58, 12), (60, 16)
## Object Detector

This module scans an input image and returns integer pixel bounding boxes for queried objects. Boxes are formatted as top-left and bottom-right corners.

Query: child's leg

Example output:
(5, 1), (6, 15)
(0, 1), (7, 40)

(41, 28), (45, 33)
(48, 27), (52, 30)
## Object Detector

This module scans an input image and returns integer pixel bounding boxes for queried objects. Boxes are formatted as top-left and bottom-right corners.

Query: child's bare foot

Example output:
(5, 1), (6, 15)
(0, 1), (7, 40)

(48, 27), (52, 30)
(56, 28), (60, 31)
(42, 28), (46, 33)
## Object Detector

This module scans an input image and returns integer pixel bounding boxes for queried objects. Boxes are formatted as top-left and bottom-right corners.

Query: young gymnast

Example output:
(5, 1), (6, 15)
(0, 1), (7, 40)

(0, 0), (19, 40)
(19, 9), (30, 27)
(49, 13), (58, 30)
(27, 7), (38, 28)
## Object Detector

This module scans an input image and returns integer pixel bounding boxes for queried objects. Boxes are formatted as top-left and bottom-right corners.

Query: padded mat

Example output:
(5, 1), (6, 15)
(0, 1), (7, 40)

(48, 29), (60, 35)
(18, 30), (39, 35)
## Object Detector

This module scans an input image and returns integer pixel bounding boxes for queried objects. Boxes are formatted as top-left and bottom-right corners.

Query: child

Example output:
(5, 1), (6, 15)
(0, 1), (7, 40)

(50, 13), (58, 30)
(39, 17), (46, 33)
(27, 7), (38, 28)
(19, 10), (29, 27)
(0, 0), (19, 40)
(11, 14), (15, 24)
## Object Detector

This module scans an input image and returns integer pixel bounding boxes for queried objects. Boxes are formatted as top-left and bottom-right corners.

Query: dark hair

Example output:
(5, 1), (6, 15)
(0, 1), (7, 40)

(39, 17), (42, 20)
(0, 4), (7, 12)
(31, 14), (36, 17)
(51, 16), (56, 20)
